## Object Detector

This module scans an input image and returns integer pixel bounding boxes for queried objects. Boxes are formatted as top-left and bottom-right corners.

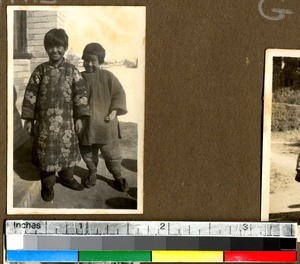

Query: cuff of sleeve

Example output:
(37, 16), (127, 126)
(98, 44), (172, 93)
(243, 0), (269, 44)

(21, 107), (35, 120)
(74, 108), (90, 120)
(110, 107), (127, 116)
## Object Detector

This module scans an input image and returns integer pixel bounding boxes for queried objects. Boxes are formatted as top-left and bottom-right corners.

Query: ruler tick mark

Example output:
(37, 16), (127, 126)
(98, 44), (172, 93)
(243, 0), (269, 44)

(6, 221), (297, 241)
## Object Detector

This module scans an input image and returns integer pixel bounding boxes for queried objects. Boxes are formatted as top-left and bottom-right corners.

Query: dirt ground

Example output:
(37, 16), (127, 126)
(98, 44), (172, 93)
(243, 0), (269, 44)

(269, 130), (300, 222)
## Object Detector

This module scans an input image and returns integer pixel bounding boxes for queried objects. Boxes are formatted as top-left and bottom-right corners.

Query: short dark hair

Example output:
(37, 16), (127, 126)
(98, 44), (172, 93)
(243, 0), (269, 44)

(44, 28), (69, 50)
(82, 43), (106, 64)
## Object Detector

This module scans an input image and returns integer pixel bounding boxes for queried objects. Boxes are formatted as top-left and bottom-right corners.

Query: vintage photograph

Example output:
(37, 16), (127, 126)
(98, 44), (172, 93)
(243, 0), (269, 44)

(7, 5), (145, 214)
(262, 49), (300, 232)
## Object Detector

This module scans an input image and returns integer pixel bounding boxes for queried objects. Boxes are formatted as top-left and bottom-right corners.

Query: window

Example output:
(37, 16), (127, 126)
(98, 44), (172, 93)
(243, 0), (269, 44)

(13, 11), (32, 59)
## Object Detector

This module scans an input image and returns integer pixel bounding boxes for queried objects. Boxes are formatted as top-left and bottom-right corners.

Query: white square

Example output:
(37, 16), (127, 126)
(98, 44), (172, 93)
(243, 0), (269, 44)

(6, 234), (24, 250)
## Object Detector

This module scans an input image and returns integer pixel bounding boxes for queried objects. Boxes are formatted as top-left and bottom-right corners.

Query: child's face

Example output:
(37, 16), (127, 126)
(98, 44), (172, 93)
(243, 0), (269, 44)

(83, 54), (100, 72)
(46, 45), (66, 63)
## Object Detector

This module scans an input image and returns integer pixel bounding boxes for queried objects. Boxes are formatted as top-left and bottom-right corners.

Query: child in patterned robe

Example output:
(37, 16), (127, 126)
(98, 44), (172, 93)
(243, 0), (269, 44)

(22, 28), (89, 202)
(79, 43), (129, 192)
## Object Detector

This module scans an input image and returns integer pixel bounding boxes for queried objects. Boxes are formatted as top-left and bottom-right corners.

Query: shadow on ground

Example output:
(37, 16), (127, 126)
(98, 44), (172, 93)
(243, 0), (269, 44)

(270, 212), (300, 224)
(288, 204), (300, 209)
(14, 138), (40, 181)
(122, 159), (137, 172)
(105, 197), (137, 209)
(127, 187), (137, 199)
(286, 142), (300, 147)
(74, 166), (121, 191)
(74, 165), (137, 200)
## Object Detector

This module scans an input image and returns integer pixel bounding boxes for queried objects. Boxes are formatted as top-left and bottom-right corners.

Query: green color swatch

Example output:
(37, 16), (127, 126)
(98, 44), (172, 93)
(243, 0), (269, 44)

(79, 251), (151, 262)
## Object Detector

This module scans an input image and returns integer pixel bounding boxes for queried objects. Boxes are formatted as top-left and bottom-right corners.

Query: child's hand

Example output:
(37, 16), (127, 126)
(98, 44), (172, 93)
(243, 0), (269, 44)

(75, 119), (83, 134)
(24, 120), (34, 136)
(104, 110), (117, 122)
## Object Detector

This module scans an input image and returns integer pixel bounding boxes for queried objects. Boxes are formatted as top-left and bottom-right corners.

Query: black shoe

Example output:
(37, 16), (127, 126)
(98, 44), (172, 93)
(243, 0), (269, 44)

(115, 177), (129, 192)
(84, 173), (97, 188)
(295, 171), (300, 182)
(61, 178), (84, 191)
(41, 187), (54, 202)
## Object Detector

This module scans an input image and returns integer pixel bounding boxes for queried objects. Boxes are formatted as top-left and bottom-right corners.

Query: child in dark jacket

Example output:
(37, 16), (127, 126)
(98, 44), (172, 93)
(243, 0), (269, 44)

(79, 43), (129, 192)
(22, 28), (89, 202)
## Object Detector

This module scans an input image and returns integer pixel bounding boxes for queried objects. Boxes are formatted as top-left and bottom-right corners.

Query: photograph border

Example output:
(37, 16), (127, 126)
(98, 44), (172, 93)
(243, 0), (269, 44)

(7, 5), (145, 215)
(261, 48), (300, 239)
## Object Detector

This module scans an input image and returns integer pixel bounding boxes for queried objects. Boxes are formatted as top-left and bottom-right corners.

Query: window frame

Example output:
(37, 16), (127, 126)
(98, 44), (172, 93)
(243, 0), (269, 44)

(13, 11), (33, 59)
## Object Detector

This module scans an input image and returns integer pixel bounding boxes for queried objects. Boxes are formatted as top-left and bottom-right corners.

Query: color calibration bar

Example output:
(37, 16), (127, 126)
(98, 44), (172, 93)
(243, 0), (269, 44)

(5, 236), (297, 251)
(5, 221), (298, 262)
(6, 250), (297, 262)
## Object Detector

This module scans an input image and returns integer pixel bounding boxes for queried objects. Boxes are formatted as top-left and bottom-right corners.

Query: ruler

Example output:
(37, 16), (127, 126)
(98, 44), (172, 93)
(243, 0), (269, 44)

(5, 221), (298, 263)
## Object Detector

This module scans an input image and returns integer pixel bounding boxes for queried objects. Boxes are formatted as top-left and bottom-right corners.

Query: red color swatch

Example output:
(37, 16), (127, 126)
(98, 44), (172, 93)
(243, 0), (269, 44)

(224, 251), (296, 262)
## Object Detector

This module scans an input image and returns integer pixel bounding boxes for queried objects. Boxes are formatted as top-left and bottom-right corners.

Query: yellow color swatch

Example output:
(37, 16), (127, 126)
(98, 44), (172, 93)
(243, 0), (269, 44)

(152, 251), (223, 262)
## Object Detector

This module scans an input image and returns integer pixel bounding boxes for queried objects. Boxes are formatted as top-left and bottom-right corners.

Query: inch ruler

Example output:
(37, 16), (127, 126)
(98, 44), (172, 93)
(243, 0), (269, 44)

(5, 221), (298, 263)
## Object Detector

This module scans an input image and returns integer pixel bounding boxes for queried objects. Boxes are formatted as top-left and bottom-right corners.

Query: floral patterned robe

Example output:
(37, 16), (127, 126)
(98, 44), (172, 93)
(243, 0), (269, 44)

(21, 59), (89, 172)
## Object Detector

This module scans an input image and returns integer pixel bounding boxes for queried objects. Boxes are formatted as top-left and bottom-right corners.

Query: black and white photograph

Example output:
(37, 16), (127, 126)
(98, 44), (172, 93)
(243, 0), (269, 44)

(7, 5), (145, 214)
(262, 49), (300, 234)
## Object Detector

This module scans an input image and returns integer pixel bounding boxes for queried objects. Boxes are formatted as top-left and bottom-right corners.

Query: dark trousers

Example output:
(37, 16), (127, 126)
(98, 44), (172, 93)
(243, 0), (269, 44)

(40, 167), (74, 188)
(80, 141), (122, 177)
